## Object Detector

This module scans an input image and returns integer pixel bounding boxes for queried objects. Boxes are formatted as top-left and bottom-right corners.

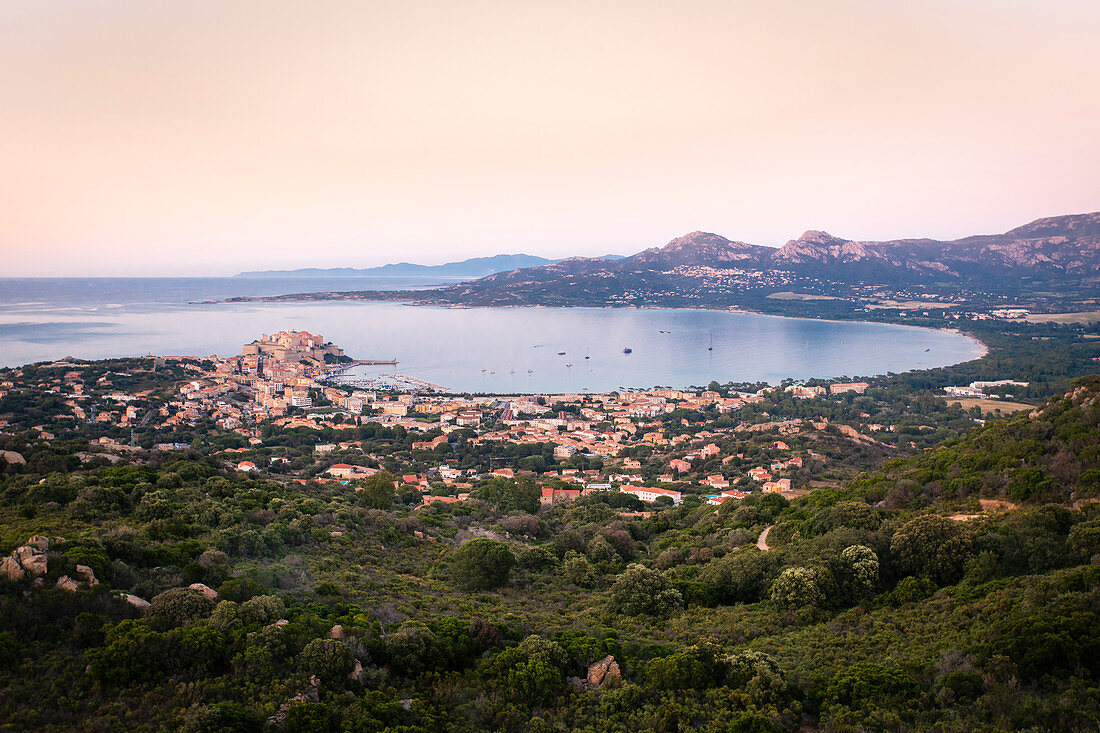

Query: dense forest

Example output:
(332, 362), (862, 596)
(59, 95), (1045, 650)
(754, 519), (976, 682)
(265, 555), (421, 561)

(1, 374), (1099, 730)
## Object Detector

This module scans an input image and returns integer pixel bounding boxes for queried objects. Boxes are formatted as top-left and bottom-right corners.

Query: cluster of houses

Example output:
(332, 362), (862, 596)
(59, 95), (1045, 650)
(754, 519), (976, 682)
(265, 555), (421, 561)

(786, 381), (869, 399)
(943, 379), (1029, 399)
(218, 408), (814, 511)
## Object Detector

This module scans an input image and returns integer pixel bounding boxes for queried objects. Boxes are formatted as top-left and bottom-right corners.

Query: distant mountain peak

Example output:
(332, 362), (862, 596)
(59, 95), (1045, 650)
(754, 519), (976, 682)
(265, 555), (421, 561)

(1004, 211), (1100, 239)
(669, 230), (727, 243)
(623, 231), (764, 269)
(774, 230), (860, 263)
(792, 230), (847, 246)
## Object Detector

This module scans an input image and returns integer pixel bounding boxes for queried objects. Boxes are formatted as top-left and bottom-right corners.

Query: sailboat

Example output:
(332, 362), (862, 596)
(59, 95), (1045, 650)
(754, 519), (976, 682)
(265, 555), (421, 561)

(708, 331), (714, 351)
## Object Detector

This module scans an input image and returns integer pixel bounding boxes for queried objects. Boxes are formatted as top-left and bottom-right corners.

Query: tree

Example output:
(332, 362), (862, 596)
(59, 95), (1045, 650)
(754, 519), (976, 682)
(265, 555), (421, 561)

(485, 635), (569, 705)
(646, 642), (728, 690)
(727, 650), (791, 708)
(816, 500), (881, 534)
(609, 564), (683, 616)
(699, 550), (781, 604)
(517, 545), (557, 570)
(146, 587), (216, 631)
(283, 702), (336, 733)
(357, 470), (395, 509)
(452, 538), (516, 590)
(384, 621), (438, 675)
(472, 475), (541, 513)
(552, 528), (586, 557)
(86, 620), (163, 683)
(62, 545), (110, 582)
(217, 576), (265, 603)
(586, 534), (618, 566)
(769, 567), (824, 609)
(510, 636), (570, 704)
(890, 514), (973, 585)
(0, 631), (22, 667)
(837, 545), (879, 603)
(298, 638), (355, 683)
(1067, 517), (1100, 563)
(993, 595), (1100, 681)
(180, 702), (264, 733)
(195, 549), (230, 586)
(237, 595), (285, 626)
(563, 553), (598, 588)
(827, 662), (919, 708)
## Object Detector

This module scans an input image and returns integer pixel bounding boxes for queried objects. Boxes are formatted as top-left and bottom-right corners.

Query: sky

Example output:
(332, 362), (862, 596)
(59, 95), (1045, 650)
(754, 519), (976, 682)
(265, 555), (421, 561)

(1, 0), (1098, 276)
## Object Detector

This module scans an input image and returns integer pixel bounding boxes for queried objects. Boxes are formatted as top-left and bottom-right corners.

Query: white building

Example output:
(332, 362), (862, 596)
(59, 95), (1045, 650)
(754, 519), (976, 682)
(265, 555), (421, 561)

(620, 485), (682, 505)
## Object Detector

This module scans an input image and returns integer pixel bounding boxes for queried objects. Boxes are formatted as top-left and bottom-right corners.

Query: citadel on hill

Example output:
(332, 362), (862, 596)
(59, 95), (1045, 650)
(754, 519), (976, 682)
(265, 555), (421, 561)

(241, 331), (346, 366)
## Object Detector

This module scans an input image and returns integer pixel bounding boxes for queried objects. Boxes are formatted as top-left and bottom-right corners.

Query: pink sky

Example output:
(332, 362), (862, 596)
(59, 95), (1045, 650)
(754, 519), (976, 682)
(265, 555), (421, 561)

(1, 0), (1098, 276)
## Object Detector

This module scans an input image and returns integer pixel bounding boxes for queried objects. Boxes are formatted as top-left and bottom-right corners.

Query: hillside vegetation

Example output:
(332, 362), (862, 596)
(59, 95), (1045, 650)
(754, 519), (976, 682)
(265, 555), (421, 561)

(1, 381), (1099, 731)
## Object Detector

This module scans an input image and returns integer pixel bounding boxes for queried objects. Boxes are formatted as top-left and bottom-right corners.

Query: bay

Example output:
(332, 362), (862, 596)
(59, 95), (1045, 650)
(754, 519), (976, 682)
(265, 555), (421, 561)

(0, 278), (984, 392)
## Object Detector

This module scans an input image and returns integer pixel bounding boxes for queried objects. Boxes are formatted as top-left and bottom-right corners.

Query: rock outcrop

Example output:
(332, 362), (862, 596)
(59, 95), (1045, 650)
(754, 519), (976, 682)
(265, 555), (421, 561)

(56, 575), (79, 592)
(586, 655), (621, 689)
(15, 546), (48, 576)
(76, 565), (99, 585)
(3, 537), (51, 578)
(118, 593), (151, 610)
(188, 583), (218, 600)
(1, 556), (25, 581)
(268, 675), (320, 727)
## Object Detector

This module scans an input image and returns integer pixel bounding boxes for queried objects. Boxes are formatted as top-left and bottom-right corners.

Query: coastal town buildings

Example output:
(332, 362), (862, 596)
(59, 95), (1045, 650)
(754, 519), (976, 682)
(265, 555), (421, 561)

(3, 330), (1031, 518)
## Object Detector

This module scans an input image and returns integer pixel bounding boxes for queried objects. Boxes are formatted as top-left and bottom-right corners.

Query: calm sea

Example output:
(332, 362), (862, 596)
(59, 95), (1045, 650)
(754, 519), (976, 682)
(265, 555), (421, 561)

(0, 277), (984, 392)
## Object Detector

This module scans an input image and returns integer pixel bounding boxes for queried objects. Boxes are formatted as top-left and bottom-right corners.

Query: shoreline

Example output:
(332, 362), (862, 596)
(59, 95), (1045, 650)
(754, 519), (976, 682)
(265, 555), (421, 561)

(937, 326), (989, 359)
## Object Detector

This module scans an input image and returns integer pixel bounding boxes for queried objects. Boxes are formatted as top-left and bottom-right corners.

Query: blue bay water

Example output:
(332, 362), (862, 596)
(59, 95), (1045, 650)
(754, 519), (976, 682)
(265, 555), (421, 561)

(0, 277), (984, 392)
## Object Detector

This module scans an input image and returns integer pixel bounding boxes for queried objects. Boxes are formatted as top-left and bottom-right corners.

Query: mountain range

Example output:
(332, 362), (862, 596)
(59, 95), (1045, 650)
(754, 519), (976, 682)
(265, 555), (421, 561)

(236, 253), (624, 279)
(431, 211), (1100, 306)
(223, 212), (1100, 309)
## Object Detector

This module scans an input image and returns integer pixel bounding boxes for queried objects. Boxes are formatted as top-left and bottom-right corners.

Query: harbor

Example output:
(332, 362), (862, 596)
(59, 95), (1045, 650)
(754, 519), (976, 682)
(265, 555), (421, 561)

(330, 371), (447, 393)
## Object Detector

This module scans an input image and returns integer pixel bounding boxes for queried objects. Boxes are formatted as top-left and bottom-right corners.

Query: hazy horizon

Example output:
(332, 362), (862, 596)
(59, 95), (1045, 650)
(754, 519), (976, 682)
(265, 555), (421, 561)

(2, 1), (1098, 277)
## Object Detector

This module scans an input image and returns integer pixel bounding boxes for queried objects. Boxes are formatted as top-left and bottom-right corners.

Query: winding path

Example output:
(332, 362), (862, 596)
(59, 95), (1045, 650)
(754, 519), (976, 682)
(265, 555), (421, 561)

(756, 525), (773, 552)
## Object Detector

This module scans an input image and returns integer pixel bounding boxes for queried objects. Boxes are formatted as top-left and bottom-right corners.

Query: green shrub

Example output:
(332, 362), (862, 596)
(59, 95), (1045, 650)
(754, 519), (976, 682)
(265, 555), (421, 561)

(146, 588), (216, 631)
(283, 702), (336, 733)
(217, 577), (265, 603)
(452, 539), (516, 590)
(827, 662), (920, 707)
(609, 564), (683, 616)
(891, 515), (973, 585)
(180, 702), (264, 733)
(298, 638), (355, 684)
(769, 567), (824, 609)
